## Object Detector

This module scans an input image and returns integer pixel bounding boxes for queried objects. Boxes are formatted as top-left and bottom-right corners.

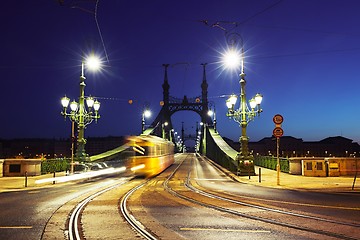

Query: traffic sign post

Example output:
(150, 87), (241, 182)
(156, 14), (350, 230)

(273, 114), (284, 186)
(273, 127), (284, 138)
(273, 114), (283, 125)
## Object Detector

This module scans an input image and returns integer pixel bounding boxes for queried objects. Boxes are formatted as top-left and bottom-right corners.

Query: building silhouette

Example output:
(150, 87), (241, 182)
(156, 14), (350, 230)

(0, 136), (125, 159)
(1, 135), (360, 159)
(225, 136), (360, 158)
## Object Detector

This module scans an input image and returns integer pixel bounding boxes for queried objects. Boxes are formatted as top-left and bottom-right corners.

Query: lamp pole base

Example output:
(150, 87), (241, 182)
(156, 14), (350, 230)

(236, 154), (256, 176)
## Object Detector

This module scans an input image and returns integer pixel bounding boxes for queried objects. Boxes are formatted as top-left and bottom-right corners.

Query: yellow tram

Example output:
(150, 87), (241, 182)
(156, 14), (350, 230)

(126, 135), (174, 177)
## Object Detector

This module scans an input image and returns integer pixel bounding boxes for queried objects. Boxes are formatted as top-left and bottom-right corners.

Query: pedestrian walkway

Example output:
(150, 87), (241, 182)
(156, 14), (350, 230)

(205, 158), (359, 193)
(234, 166), (359, 192)
(0, 172), (68, 192)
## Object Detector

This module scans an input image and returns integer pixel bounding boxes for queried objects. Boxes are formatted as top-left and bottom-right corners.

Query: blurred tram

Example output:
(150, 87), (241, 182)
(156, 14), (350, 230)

(126, 135), (175, 177)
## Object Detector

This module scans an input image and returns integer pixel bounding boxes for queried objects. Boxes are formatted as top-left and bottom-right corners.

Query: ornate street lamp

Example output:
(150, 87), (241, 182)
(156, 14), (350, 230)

(223, 33), (263, 175)
(142, 109), (151, 133)
(162, 121), (169, 140)
(207, 103), (217, 133)
(61, 55), (102, 165)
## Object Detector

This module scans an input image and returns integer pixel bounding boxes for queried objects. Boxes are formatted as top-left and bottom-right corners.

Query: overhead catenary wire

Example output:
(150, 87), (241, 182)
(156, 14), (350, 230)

(60, 0), (109, 63)
(94, 0), (109, 63)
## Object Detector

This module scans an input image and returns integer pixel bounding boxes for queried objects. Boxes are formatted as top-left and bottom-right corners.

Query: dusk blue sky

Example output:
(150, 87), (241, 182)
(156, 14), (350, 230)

(1, 0), (360, 145)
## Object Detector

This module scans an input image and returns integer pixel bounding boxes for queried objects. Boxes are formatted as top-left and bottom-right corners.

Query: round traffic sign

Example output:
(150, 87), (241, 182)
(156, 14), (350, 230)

(273, 127), (284, 138)
(273, 114), (284, 125)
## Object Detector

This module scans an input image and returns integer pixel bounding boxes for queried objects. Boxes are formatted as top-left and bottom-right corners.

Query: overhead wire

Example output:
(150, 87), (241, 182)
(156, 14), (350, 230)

(197, 0), (360, 61)
(237, 0), (284, 25)
(203, 0), (284, 34)
(94, 0), (109, 63)
(60, 0), (109, 63)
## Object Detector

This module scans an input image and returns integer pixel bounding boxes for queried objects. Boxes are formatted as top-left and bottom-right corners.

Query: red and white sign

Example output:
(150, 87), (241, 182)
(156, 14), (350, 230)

(273, 127), (284, 138)
(273, 114), (284, 125)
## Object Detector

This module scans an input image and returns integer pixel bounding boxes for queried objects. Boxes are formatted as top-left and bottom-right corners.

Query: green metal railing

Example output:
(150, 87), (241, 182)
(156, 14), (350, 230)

(204, 126), (238, 173)
(203, 126), (290, 174)
(254, 155), (289, 173)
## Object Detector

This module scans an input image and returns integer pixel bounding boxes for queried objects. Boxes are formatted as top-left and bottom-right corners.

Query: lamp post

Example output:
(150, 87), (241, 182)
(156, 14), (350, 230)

(207, 104), (217, 133)
(142, 109), (151, 133)
(162, 121), (169, 140)
(61, 55), (101, 165)
(223, 34), (263, 175)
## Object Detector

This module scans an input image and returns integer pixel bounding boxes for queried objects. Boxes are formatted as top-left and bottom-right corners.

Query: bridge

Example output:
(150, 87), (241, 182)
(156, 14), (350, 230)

(90, 63), (254, 176)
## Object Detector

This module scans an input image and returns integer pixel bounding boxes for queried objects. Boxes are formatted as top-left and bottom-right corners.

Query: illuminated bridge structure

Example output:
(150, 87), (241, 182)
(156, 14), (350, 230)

(148, 63), (211, 141)
(90, 64), (253, 175)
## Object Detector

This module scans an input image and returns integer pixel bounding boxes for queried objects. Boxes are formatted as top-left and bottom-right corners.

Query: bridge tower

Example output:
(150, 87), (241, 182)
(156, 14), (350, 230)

(150, 63), (212, 144)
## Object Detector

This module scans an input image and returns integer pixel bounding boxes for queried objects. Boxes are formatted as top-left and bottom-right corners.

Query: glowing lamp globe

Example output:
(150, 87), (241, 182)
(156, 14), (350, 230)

(222, 49), (241, 70)
(93, 100), (101, 111)
(249, 98), (257, 109)
(86, 55), (101, 71)
(70, 101), (78, 112)
(86, 96), (95, 108)
(61, 96), (70, 108)
(255, 93), (263, 105)
(144, 110), (151, 118)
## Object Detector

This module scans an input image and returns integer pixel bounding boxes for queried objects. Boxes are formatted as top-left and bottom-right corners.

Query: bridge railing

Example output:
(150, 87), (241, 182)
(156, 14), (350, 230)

(89, 127), (157, 162)
(142, 127), (155, 136)
(202, 126), (238, 173)
(89, 143), (133, 162)
(254, 155), (290, 173)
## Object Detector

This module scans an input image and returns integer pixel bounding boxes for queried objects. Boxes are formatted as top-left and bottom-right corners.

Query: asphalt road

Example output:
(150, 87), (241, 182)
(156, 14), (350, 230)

(128, 153), (360, 239)
(0, 175), (129, 240)
(0, 153), (359, 240)
(194, 156), (360, 221)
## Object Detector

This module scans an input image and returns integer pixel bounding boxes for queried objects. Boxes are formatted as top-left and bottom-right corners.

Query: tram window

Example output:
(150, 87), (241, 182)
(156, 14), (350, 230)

(160, 144), (164, 155)
(147, 146), (152, 156)
(135, 146), (149, 156)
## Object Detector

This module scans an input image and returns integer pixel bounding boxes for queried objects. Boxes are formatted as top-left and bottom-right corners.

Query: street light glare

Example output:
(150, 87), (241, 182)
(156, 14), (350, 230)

(144, 110), (151, 118)
(86, 55), (101, 71)
(222, 49), (241, 70)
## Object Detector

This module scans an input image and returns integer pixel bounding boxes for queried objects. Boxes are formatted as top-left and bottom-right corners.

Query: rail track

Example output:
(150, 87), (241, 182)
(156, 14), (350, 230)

(119, 180), (158, 240)
(93, 153), (359, 240)
(66, 178), (130, 240)
(163, 154), (360, 240)
(118, 155), (188, 240)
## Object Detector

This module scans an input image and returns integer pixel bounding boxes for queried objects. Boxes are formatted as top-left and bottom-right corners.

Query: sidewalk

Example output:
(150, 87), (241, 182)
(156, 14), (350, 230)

(233, 166), (359, 192)
(205, 158), (360, 193)
(0, 172), (69, 192)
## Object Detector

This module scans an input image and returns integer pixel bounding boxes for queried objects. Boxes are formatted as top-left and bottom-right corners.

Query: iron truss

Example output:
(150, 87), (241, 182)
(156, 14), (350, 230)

(168, 95), (204, 115)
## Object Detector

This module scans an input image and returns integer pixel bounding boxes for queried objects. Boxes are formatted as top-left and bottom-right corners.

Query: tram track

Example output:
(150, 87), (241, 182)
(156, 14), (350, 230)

(98, 153), (359, 240)
(118, 154), (188, 240)
(163, 154), (360, 240)
(66, 178), (131, 240)
(119, 180), (158, 240)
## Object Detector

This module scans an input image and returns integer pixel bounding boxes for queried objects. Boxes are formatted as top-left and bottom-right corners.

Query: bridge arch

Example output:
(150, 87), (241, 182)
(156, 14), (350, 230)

(149, 63), (213, 142)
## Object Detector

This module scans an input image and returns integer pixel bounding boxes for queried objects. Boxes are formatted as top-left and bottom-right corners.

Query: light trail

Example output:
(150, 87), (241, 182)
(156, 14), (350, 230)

(35, 166), (126, 184)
